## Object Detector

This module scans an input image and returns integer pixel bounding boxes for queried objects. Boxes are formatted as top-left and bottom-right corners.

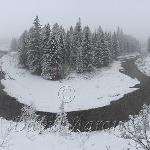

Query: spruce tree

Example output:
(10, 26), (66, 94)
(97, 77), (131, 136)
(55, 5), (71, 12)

(65, 26), (74, 66)
(58, 29), (66, 78)
(41, 24), (51, 50)
(76, 47), (83, 73)
(27, 16), (42, 74)
(81, 26), (92, 72)
(93, 27), (104, 68)
(72, 18), (82, 70)
(100, 32), (109, 66)
(41, 24), (52, 79)
(112, 32), (119, 60)
(116, 27), (124, 54)
(52, 23), (60, 42)
(58, 26), (66, 65)
(41, 35), (61, 80)
(18, 30), (28, 67)
(105, 32), (112, 62)
(103, 32), (111, 66)
(91, 32), (98, 68)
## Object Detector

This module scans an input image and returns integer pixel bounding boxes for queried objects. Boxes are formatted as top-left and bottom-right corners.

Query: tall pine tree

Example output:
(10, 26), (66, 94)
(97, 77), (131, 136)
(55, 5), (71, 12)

(81, 26), (92, 72)
(27, 16), (42, 74)
(103, 32), (111, 66)
(18, 30), (28, 67)
(65, 26), (74, 66)
(93, 27), (104, 68)
(41, 24), (52, 79)
(72, 18), (82, 70)
(112, 32), (119, 60)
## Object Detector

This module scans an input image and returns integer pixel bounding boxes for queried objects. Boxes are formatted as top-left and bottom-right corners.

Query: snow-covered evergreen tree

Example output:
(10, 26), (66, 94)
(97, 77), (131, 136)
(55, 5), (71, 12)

(81, 26), (92, 72)
(58, 28), (67, 78)
(76, 47), (84, 73)
(52, 23), (60, 42)
(112, 32), (120, 60)
(41, 24), (52, 79)
(58, 26), (66, 65)
(116, 27), (124, 54)
(73, 18), (82, 47)
(93, 27), (104, 68)
(43, 34), (63, 80)
(52, 101), (71, 134)
(105, 32), (112, 62)
(41, 24), (51, 50)
(91, 32), (98, 68)
(26, 16), (42, 74)
(42, 23), (66, 80)
(65, 26), (74, 66)
(18, 30), (29, 67)
(71, 18), (82, 70)
(103, 32), (111, 66)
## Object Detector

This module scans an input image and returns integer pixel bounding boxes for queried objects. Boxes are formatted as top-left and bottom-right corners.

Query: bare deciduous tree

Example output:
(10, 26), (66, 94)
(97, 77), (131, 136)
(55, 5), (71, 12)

(119, 105), (150, 150)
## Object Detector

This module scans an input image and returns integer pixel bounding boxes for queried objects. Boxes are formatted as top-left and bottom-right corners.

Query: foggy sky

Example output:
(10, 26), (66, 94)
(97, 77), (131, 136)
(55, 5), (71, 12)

(0, 0), (149, 41)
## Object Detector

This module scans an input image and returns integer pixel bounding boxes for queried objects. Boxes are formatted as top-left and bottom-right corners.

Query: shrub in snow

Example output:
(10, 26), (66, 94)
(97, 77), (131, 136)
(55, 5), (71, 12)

(20, 104), (45, 134)
(51, 101), (71, 135)
(0, 118), (16, 148)
(119, 104), (150, 150)
(135, 55), (150, 77)
(76, 129), (91, 150)
(21, 104), (37, 122)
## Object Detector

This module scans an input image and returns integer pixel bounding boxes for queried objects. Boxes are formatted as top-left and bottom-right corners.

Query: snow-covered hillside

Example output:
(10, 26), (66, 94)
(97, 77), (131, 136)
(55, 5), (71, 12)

(136, 55), (150, 76)
(0, 117), (135, 150)
(0, 52), (140, 112)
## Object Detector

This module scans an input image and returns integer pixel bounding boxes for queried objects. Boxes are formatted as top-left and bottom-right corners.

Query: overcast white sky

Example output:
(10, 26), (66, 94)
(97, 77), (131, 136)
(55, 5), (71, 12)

(0, 0), (149, 41)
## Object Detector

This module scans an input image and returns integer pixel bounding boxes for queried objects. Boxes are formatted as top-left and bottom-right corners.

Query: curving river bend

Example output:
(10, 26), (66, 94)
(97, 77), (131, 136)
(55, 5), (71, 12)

(0, 52), (150, 132)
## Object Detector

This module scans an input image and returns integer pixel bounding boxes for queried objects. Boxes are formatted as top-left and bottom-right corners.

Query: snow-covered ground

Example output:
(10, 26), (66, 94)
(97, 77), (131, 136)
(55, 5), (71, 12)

(136, 54), (150, 76)
(118, 53), (140, 60)
(0, 118), (135, 150)
(0, 52), (140, 112)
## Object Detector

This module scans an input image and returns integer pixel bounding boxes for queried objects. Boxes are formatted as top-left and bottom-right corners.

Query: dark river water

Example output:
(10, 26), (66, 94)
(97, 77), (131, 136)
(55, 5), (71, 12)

(0, 53), (150, 132)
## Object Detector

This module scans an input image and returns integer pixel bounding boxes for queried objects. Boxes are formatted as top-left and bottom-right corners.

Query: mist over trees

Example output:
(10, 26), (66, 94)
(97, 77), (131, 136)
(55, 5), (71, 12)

(147, 37), (150, 52)
(18, 16), (141, 80)
(10, 38), (18, 51)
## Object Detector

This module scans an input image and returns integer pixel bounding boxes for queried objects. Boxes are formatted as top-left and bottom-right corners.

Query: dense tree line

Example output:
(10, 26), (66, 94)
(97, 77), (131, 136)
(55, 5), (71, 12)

(18, 16), (140, 80)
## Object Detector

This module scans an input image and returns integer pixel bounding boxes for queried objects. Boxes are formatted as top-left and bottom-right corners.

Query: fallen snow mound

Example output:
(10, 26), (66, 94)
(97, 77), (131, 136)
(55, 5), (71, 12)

(0, 52), (139, 112)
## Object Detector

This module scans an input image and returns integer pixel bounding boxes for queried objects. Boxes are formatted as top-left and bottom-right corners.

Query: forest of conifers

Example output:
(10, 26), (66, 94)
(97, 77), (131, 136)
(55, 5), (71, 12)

(18, 16), (140, 80)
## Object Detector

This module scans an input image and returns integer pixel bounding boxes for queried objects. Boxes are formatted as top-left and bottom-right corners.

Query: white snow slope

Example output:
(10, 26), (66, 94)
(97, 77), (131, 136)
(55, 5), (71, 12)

(0, 118), (135, 150)
(0, 52), (139, 112)
(136, 54), (150, 76)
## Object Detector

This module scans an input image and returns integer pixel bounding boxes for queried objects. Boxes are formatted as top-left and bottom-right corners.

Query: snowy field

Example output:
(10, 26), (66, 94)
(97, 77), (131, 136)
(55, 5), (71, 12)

(136, 54), (150, 76)
(0, 117), (135, 150)
(0, 52), (140, 112)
